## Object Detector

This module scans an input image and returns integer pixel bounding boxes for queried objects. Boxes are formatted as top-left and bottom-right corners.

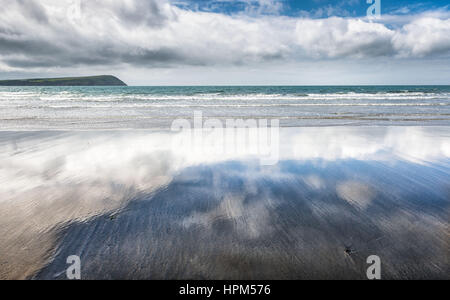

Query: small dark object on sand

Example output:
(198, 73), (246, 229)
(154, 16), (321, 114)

(345, 247), (356, 255)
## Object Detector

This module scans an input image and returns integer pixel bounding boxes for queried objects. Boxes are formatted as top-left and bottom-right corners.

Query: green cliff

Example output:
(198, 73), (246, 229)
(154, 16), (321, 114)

(0, 75), (127, 86)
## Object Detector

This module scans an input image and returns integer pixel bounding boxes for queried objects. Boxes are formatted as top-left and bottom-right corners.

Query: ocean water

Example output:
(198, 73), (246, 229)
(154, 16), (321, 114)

(1, 85), (450, 129)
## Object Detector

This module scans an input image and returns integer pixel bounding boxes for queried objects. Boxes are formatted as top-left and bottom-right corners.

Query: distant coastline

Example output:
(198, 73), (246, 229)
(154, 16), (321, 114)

(0, 75), (127, 86)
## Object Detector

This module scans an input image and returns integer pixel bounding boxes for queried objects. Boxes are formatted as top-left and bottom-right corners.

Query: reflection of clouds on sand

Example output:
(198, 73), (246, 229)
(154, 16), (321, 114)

(182, 192), (276, 239)
(302, 174), (326, 190)
(291, 127), (384, 161)
(0, 132), (176, 197)
(35, 154), (449, 280)
(0, 127), (449, 279)
(289, 127), (450, 163)
(336, 181), (376, 210)
(0, 132), (177, 279)
(384, 127), (450, 163)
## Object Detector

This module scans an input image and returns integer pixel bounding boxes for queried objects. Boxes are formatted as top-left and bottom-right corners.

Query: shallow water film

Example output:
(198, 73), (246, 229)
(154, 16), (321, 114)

(0, 127), (448, 280)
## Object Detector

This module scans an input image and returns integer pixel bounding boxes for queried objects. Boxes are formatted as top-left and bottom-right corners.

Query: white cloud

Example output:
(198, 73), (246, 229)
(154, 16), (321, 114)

(294, 17), (395, 58)
(392, 17), (450, 57)
(0, 0), (449, 74)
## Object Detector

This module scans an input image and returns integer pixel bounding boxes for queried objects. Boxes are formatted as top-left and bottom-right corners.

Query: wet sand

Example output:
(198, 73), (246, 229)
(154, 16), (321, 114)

(0, 127), (449, 280)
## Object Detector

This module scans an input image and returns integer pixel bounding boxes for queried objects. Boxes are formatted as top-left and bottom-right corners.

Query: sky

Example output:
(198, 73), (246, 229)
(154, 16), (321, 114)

(0, 0), (449, 85)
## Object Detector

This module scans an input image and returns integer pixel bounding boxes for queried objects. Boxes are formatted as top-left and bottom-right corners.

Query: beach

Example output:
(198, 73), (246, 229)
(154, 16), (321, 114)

(0, 127), (448, 279)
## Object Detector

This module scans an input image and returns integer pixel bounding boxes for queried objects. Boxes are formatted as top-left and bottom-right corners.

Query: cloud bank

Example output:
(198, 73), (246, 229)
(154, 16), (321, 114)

(0, 0), (449, 72)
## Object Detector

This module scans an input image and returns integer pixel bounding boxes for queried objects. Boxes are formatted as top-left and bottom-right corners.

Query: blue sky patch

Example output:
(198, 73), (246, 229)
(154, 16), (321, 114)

(171, 0), (449, 17)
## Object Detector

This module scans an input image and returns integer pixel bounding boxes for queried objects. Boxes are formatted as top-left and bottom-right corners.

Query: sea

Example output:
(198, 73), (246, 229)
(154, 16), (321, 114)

(1, 85), (449, 129)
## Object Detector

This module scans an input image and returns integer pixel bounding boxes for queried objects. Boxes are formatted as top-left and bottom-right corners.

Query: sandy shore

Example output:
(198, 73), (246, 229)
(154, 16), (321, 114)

(0, 127), (448, 279)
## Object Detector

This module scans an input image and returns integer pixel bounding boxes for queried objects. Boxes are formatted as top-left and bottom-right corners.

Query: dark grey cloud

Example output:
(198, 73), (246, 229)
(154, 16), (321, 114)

(336, 38), (397, 58)
(112, 0), (170, 27)
(16, 0), (49, 24)
(0, 36), (62, 55)
(3, 46), (191, 69)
